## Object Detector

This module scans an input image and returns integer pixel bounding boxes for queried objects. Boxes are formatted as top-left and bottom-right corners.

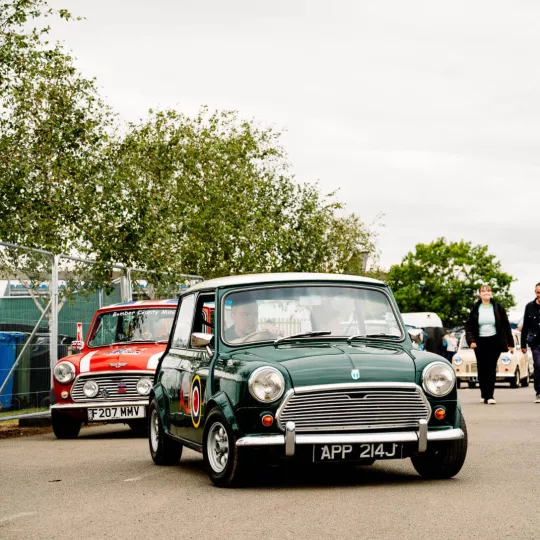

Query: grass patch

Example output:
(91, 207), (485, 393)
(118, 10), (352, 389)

(0, 406), (48, 419)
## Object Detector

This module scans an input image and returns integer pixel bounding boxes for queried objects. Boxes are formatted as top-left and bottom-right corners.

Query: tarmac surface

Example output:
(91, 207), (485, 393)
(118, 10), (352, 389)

(1, 385), (539, 540)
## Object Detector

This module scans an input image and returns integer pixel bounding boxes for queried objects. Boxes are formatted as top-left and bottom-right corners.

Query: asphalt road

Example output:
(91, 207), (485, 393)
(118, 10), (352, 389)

(1, 385), (540, 540)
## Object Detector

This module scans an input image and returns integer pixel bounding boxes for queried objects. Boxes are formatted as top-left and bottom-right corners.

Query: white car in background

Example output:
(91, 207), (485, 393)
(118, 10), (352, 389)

(452, 331), (532, 389)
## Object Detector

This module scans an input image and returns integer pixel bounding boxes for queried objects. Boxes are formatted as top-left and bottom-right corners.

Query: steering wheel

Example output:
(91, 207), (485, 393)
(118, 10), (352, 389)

(232, 329), (280, 344)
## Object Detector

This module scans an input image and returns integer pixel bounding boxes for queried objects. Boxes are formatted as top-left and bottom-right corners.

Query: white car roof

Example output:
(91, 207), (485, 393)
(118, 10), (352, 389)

(184, 272), (384, 294)
(401, 312), (443, 328)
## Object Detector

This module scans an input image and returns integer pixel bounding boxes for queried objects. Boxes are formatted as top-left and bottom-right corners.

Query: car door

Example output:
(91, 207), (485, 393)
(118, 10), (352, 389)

(160, 293), (196, 438)
(174, 291), (216, 445)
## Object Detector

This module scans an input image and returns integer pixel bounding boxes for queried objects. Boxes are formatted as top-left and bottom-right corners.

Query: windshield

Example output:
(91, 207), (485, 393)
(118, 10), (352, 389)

(88, 308), (176, 347)
(222, 285), (402, 345)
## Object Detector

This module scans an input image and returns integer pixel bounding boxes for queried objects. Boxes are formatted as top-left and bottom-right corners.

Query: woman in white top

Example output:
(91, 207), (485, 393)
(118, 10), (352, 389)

(465, 285), (514, 404)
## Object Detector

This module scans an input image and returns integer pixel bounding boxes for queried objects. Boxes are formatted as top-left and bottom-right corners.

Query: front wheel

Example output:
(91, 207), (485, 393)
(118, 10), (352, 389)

(411, 415), (468, 479)
(51, 409), (82, 439)
(128, 419), (148, 437)
(510, 368), (520, 388)
(521, 370), (530, 387)
(148, 399), (182, 465)
(203, 408), (245, 488)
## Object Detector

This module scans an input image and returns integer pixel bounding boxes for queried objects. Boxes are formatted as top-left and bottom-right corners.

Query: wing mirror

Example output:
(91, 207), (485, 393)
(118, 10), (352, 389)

(191, 332), (214, 349)
(71, 340), (84, 353)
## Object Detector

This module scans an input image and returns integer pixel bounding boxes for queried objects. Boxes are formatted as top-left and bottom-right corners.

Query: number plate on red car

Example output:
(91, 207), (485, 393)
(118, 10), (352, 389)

(313, 442), (403, 462)
(87, 406), (145, 421)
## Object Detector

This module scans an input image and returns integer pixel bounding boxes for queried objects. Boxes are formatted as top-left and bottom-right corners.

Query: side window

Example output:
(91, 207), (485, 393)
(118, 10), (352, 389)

(193, 294), (216, 335)
(171, 295), (196, 349)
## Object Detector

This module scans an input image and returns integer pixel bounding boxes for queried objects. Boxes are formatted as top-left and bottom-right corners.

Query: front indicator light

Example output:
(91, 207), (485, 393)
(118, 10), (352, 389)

(434, 408), (446, 420)
(61, 391), (69, 399)
(261, 414), (274, 427)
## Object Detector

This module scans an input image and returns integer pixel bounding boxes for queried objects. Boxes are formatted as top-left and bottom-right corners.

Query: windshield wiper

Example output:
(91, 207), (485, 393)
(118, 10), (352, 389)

(274, 331), (331, 346)
(347, 333), (399, 343)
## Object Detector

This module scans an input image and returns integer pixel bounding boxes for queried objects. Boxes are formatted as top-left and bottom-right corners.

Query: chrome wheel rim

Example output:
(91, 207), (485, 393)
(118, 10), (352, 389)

(150, 409), (159, 453)
(207, 421), (229, 473)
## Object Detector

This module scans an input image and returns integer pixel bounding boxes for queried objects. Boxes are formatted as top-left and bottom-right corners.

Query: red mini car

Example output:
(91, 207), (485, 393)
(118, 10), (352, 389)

(50, 299), (178, 439)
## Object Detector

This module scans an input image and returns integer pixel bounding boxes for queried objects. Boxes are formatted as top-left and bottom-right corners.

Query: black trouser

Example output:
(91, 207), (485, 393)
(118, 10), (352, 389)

(474, 335), (501, 400)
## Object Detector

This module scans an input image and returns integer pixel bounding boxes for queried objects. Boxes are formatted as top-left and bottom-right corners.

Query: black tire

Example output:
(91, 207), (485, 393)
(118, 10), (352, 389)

(510, 368), (520, 388)
(203, 407), (245, 488)
(411, 414), (468, 479)
(51, 409), (82, 439)
(149, 398), (182, 466)
(467, 381), (476, 389)
(521, 371), (530, 387)
(456, 379), (461, 389)
(128, 419), (148, 437)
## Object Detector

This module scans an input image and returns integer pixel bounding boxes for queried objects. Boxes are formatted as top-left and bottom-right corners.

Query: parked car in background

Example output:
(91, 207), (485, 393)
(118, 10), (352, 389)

(50, 299), (178, 439)
(149, 273), (466, 487)
(452, 331), (531, 388)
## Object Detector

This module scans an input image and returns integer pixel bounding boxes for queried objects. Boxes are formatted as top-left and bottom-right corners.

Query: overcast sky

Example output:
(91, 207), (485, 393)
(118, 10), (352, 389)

(47, 0), (539, 312)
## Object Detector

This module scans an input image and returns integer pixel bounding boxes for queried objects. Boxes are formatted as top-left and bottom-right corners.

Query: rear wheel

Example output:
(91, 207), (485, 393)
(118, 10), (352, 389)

(203, 408), (245, 488)
(149, 399), (182, 465)
(467, 381), (476, 389)
(521, 369), (530, 387)
(411, 415), (468, 479)
(51, 409), (81, 439)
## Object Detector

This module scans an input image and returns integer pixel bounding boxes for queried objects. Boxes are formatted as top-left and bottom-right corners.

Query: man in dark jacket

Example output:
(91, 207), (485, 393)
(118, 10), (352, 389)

(520, 283), (540, 403)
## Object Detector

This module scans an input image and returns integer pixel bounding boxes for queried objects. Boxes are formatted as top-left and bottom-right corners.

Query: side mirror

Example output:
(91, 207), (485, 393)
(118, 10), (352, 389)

(71, 340), (84, 353)
(191, 332), (214, 349)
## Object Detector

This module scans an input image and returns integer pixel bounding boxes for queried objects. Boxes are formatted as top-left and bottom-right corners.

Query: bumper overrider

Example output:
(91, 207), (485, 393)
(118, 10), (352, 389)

(236, 420), (465, 456)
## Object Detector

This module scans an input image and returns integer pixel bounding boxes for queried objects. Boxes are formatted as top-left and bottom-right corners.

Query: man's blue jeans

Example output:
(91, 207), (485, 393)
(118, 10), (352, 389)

(533, 347), (540, 396)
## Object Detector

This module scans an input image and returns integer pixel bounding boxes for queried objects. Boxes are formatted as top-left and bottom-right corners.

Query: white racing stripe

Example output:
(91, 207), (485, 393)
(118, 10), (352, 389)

(79, 351), (99, 373)
(147, 352), (163, 369)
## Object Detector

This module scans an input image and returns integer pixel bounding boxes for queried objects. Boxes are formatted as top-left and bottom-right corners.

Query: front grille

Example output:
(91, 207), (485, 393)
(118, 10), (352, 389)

(277, 385), (430, 432)
(71, 373), (151, 402)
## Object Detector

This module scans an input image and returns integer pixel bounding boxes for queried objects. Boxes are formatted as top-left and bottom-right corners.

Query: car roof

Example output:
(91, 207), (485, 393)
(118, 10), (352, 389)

(98, 299), (178, 312)
(184, 272), (384, 294)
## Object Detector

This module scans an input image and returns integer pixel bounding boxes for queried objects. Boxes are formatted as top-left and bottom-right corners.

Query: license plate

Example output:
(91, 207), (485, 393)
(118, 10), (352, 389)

(313, 442), (403, 462)
(87, 406), (145, 421)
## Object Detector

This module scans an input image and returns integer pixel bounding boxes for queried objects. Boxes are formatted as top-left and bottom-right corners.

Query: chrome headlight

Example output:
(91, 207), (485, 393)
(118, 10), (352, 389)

(453, 355), (463, 366)
(501, 353), (512, 365)
(422, 362), (456, 397)
(83, 380), (99, 398)
(54, 361), (76, 384)
(136, 377), (152, 396)
(248, 367), (285, 403)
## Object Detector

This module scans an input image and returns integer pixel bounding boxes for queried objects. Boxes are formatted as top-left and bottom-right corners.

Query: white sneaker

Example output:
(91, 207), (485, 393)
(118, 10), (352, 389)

(534, 395), (540, 403)
(487, 398), (496, 404)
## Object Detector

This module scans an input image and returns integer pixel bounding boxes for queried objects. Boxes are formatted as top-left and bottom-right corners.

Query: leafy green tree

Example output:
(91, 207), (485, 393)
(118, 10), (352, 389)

(102, 108), (380, 280)
(387, 238), (515, 327)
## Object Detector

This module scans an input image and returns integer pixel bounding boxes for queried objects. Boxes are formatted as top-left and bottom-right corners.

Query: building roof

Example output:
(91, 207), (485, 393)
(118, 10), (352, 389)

(185, 272), (384, 294)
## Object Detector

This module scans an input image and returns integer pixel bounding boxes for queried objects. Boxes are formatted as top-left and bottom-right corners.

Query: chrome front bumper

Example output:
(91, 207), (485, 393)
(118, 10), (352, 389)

(51, 400), (148, 410)
(236, 420), (465, 457)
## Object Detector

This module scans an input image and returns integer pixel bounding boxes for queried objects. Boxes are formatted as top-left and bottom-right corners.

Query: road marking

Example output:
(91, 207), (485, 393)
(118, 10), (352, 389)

(0, 512), (37, 524)
(123, 476), (142, 482)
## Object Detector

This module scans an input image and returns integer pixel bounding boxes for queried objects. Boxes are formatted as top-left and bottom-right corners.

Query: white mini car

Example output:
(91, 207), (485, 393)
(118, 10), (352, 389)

(452, 331), (532, 388)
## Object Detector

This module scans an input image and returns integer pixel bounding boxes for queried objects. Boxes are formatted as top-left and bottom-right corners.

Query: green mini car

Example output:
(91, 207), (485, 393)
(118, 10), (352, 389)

(149, 273), (467, 487)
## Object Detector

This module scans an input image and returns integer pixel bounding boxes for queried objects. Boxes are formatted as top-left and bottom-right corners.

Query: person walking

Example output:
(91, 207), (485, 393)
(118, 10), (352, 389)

(446, 331), (458, 361)
(520, 283), (540, 403)
(465, 285), (514, 404)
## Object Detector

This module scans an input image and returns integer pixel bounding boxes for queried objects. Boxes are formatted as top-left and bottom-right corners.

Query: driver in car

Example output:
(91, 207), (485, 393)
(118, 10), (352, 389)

(225, 295), (259, 342)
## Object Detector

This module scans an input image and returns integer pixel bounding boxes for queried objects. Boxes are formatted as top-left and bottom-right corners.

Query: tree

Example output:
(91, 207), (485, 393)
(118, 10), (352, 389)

(0, 1), (115, 254)
(102, 108), (381, 280)
(387, 238), (515, 327)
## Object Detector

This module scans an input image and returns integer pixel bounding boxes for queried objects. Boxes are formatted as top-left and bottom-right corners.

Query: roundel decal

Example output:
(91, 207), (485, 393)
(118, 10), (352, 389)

(190, 375), (202, 428)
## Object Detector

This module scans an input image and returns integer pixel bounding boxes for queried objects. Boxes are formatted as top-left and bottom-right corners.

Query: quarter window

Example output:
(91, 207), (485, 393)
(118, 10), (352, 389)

(172, 295), (195, 349)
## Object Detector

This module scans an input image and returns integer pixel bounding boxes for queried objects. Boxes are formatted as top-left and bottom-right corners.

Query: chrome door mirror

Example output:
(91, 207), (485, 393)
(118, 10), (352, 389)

(191, 332), (214, 349)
